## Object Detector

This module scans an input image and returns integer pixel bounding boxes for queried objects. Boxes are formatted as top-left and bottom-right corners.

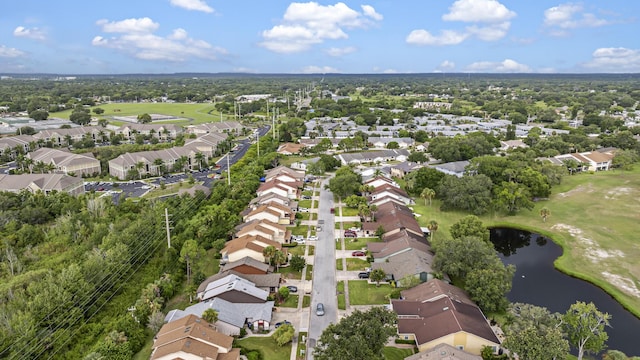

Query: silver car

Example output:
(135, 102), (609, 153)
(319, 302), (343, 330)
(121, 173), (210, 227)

(316, 303), (325, 316)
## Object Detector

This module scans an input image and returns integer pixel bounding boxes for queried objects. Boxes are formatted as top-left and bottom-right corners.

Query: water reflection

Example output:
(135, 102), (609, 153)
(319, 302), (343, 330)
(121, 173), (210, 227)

(490, 228), (640, 356)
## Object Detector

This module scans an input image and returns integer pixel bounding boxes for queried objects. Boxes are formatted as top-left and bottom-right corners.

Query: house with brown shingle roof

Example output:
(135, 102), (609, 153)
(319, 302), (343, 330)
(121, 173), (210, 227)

(221, 234), (283, 264)
(391, 279), (501, 355)
(256, 179), (300, 199)
(151, 314), (240, 360)
(244, 202), (294, 225)
(235, 219), (289, 243)
(277, 142), (304, 155)
(264, 165), (305, 183)
(367, 230), (431, 263)
(370, 183), (413, 205)
(362, 202), (422, 238)
(219, 256), (271, 275)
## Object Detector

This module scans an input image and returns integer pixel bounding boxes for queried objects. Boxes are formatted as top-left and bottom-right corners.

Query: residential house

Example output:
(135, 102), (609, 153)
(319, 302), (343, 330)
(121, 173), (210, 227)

(108, 147), (199, 180)
(390, 161), (424, 179)
(249, 192), (294, 208)
(197, 274), (269, 303)
(362, 202), (423, 238)
(368, 137), (414, 149)
(33, 126), (107, 146)
(264, 165), (305, 183)
(277, 142), (304, 155)
(243, 203), (293, 225)
(256, 179), (300, 200)
(499, 140), (528, 151)
(370, 247), (435, 287)
(221, 234), (283, 264)
(0, 174), (85, 196)
(235, 219), (289, 243)
(405, 343), (481, 360)
(165, 297), (274, 336)
(364, 175), (398, 190)
(0, 134), (37, 157)
(553, 150), (615, 172)
(219, 256), (271, 275)
(370, 184), (413, 205)
(197, 271), (281, 297)
(183, 132), (229, 159)
(392, 279), (502, 355)
(431, 160), (470, 178)
(27, 148), (100, 177)
(187, 121), (243, 136)
(117, 123), (182, 141)
(151, 315), (240, 360)
(367, 230), (431, 263)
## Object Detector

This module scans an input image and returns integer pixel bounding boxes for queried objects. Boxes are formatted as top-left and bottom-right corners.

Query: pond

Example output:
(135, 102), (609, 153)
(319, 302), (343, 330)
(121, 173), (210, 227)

(491, 227), (640, 356)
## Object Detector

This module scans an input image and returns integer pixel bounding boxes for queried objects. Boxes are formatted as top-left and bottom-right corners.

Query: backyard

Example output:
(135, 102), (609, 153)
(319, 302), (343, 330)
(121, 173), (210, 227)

(236, 336), (292, 360)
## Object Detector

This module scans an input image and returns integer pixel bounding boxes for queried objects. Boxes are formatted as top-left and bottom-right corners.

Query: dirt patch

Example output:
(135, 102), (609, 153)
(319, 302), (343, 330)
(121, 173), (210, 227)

(604, 187), (635, 200)
(556, 184), (593, 198)
(551, 223), (624, 263)
(602, 272), (640, 298)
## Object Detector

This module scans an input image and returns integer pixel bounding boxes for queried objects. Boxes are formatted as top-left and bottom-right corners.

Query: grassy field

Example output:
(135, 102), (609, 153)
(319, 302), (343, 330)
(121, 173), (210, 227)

(383, 347), (416, 359)
(236, 336), (292, 360)
(337, 281), (346, 310)
(411, 167), (640, 318)
(54, 102), (235, 125)
(345, 258), (369, 271)
(348, 281), (396, 305)
(340, 207), (360, 216)
(305, 264), (313, 280)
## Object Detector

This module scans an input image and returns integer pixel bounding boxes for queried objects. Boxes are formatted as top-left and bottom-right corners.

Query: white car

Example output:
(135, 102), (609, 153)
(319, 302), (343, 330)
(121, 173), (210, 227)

(308, 235), (318, 241)
(294, 238), (306, 244)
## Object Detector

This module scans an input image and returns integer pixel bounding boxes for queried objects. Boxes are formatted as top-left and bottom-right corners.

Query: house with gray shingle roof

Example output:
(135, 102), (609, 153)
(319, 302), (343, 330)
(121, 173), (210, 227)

(0, 173), (85, 196)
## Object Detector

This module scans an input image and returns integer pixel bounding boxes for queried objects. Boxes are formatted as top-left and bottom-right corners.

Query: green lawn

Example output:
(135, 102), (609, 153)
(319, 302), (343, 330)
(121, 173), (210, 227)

(236, 336), (292, 360)
(383, 347), (416, 359)
(297, 200), (312, 208)
(336, 259), (343, 271)
(297, 212), (311, 220)
(287, 244), (305, 256)
(305, 264), (313, 280)
(308, 245), (315, 256)
(340, 207), (360, 216)
(277, 266), (302, 280)
(411, 167), (640, 318)
(302, 295), (311, 308)
(344, 237), (379, 250)
(348, 281), (396, 305)
(289, 224), (308, 236)
(279, 294), (299, 308)
(54, 103), (232, 125)
(345, 258), (369, 271)
(301, 190), (314, 197)
(337, 281), (346, 310)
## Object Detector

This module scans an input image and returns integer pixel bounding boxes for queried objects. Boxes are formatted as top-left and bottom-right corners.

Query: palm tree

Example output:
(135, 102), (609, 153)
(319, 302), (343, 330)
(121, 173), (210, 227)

(263, 245), (276, 264)
(273, 250), (287, 271)
(540, 207), (551, 222)
(369, 204), (378, 222)
(427, 220), (438, 241)
(194, 152), (205, 170)
(24, 157), (34, 174)
(153, 158), (165, 176)
(202, 308), (219, 325)
(135, 161), (145, 179)
(420, 188), (435, 206)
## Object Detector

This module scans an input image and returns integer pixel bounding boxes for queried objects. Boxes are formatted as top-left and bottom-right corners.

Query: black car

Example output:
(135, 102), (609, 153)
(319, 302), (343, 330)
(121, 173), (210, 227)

(287, 285), (298, 293)
(275, 320), (292, 328)
(358, 272), (370, 279)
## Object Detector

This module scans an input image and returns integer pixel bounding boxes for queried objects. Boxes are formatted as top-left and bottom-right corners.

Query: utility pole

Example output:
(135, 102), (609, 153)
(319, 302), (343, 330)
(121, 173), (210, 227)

(164, 208), (172, 248)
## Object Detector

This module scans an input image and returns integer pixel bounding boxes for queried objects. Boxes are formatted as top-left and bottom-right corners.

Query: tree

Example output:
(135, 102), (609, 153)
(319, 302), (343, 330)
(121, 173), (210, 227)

(370, 268), (386, 287)
(262, 245), (276, 264)
(494, 181), (534, 215)
(420, 187), (435, 206)
(313, 307), (397, 360)
(289, 254), (306, 272)
(540, 207), (551, 222)
(438, 174), (494, 215)
(272, 250), (287, 271)
(449, 215), (490, 243)
(29, 109), (49, 121)
(202, 308), (219, 324)
(70, 108), (91, 125)
(432, 235), (497, 278)
(427, 219), (438, 241)
(563, 301), (611, 360)
(465, 263), (515, 313)
(407, 151), (427, 163)
(277, 286), (290, 301)
(386, 141), (399, 149)
(375, 225), (385, 239)
(502, 303), (569, 360)
(147, 311), (166, 333)
(273, 323), (295, 346)
(180, 240), (204, 286)
(137, 113), (152, 124)
(328, 166), (362, 198)
(93, 107), (105, 115)
(612, 149), (639, 171)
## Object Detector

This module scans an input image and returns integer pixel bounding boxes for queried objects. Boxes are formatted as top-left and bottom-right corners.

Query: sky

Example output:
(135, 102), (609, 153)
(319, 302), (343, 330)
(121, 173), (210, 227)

(1, 0), (639, 74)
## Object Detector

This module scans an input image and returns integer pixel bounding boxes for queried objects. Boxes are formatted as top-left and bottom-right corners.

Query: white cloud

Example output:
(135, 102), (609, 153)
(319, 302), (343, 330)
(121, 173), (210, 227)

(300, 65), (340, 74)
(407, 0), (514, 46)
(466, 59), (531, 73)
(544, 3), (612, 36)
(406, 29), (468, 46)
(443, 0), (515, 23)
(260, 2), (382, 53)
(13, 26), (47, 41)
(438, 60), (456, 70)
(325, 46), (356, 56)
(0, 45), (25, 58)
(92, 18), (226, 62)
(169, 0), (214, 13)
(96, 17), (159, 34)
(467, 22), (510, 41)
(361, 5), (383, 21)
(582, 47), (640, 72)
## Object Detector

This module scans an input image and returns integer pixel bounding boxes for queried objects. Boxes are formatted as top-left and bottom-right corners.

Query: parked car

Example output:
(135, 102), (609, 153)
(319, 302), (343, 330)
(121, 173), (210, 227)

(344, 230), (356, 235)
(330, 208), (335, 214)
(275, 320), (292, 329)
(287, 285), (298, 293)
(293, 239), (305, 244)
(307, 235), (318, 241)
(352, 251), (366, 257)
(344, 232), (357, 238)
(302, 195), (311, 200)
(316, 303), (325, 316)
(298, 207), (309, 212)
(358, 272), (370, 279)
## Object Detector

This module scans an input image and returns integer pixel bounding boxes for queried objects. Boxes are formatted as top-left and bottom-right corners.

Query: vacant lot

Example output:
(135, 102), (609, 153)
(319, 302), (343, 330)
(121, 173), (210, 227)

(413, 167), (640, 317)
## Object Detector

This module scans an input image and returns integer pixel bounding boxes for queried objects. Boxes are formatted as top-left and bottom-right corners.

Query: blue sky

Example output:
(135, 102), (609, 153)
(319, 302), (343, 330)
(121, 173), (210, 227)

(1, 0), (639, 74)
